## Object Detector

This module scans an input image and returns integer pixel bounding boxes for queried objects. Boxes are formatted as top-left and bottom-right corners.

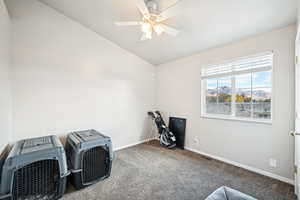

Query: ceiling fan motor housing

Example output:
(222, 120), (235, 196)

(146, 0), (159, 14)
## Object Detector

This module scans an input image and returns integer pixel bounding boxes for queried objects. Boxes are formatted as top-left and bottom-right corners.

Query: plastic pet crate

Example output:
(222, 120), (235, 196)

(0, 135), (69, 200)
(66, 129), (113, 189)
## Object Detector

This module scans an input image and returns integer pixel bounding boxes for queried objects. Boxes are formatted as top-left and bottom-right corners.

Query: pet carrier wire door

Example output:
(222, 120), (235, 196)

(66, 129), (113, 189)
(0, 136), (69, 200)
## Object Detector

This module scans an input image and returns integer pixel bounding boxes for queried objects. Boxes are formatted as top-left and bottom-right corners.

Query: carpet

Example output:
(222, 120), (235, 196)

(62, 140), (296, 200)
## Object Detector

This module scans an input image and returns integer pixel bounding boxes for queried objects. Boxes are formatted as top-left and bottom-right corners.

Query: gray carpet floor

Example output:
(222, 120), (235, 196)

(62, 140), (296, 200)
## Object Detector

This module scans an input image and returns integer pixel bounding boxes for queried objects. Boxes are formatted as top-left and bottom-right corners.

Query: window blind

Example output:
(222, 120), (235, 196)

(201, 52), (273, 79)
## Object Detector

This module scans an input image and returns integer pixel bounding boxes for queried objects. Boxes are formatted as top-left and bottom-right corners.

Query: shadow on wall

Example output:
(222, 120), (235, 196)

(141, 114), (156, 141)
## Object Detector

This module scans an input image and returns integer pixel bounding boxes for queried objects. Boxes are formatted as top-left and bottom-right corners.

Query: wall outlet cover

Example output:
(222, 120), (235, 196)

(269, 158), (277, 168)
(193, 138), (199, 144)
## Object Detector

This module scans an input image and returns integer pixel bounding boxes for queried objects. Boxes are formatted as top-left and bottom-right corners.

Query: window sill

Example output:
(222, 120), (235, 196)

(201, 114), (272, 125)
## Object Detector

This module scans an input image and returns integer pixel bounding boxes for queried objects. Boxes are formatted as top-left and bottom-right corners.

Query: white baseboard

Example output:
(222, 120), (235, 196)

(112, 140), (294, 185)
(113, 138), (154, 151)
(185, 147), (294, 185)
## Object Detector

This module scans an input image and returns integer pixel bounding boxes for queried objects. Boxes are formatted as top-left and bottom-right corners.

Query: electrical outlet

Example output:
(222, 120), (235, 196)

(193, 138), (199, 145)
(269, 158), (277, 168)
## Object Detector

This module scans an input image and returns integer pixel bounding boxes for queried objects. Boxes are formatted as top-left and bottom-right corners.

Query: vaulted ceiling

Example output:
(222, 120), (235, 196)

(39, 0), (297, 65)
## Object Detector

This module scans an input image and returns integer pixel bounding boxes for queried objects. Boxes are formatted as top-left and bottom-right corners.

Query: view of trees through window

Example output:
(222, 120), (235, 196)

(204, 70), (272, 120)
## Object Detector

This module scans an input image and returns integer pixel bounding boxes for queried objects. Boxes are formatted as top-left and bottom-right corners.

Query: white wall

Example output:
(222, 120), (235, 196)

(6, 0), (156, 149)
(157, 25), (296, 181)
(4, 0), (296, 182)
(298, 0), (300, 38)
(0, 0), (12, 152)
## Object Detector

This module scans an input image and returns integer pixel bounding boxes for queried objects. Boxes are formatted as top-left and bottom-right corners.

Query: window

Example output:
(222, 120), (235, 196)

(201, 52), (273, 123)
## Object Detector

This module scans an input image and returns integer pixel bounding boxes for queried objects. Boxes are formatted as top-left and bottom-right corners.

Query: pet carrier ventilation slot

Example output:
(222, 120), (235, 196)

(66, 129), (113, 189)
(0, 135), (69, 200)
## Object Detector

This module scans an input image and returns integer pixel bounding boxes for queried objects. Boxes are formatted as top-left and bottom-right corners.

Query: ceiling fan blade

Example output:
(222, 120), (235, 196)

(157, 2), (181, 22)
(115, 21), (142, 26)
(136, 0), (150, 17)
(159, 24), (179, 36)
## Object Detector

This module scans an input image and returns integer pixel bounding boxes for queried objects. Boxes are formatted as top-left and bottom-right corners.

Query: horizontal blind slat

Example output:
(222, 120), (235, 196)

(201, 52), (273, 78)
(201, 66), (272, 79)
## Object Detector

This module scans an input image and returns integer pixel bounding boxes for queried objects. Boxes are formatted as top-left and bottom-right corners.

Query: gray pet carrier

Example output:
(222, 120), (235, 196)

(0, 135), (69, 200)
(66, 129), (113, 189)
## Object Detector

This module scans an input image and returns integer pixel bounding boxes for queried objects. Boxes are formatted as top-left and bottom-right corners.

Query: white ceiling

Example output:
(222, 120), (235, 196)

(39, 0), (297, 65)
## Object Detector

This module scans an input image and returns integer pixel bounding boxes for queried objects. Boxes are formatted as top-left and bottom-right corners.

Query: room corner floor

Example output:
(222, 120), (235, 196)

(63, 140), (296, 200)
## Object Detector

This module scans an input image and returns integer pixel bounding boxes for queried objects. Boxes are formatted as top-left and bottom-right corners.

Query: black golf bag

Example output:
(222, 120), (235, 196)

(148, 111), (176, 149)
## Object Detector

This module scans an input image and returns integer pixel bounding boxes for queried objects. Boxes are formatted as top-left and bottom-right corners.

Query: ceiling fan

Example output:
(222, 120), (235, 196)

(115, 0), (181, 41)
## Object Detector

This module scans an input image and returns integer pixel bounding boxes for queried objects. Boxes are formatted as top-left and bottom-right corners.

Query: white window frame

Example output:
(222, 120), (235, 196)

(200, 52), (274, 124)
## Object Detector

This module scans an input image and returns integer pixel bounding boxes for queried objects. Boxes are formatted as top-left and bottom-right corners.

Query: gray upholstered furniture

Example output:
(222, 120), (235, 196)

(205, 186), (257, 200)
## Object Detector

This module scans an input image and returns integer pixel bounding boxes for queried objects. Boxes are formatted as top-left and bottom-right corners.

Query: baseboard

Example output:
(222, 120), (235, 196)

(185, 147), (294, 185)
(113, 138), (155, 151)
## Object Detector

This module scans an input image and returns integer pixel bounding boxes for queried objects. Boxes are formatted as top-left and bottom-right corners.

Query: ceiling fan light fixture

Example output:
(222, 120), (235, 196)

(145, 31), (152, 39)
(141, 22), (152, 33)
(153, 24), (163, 35)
